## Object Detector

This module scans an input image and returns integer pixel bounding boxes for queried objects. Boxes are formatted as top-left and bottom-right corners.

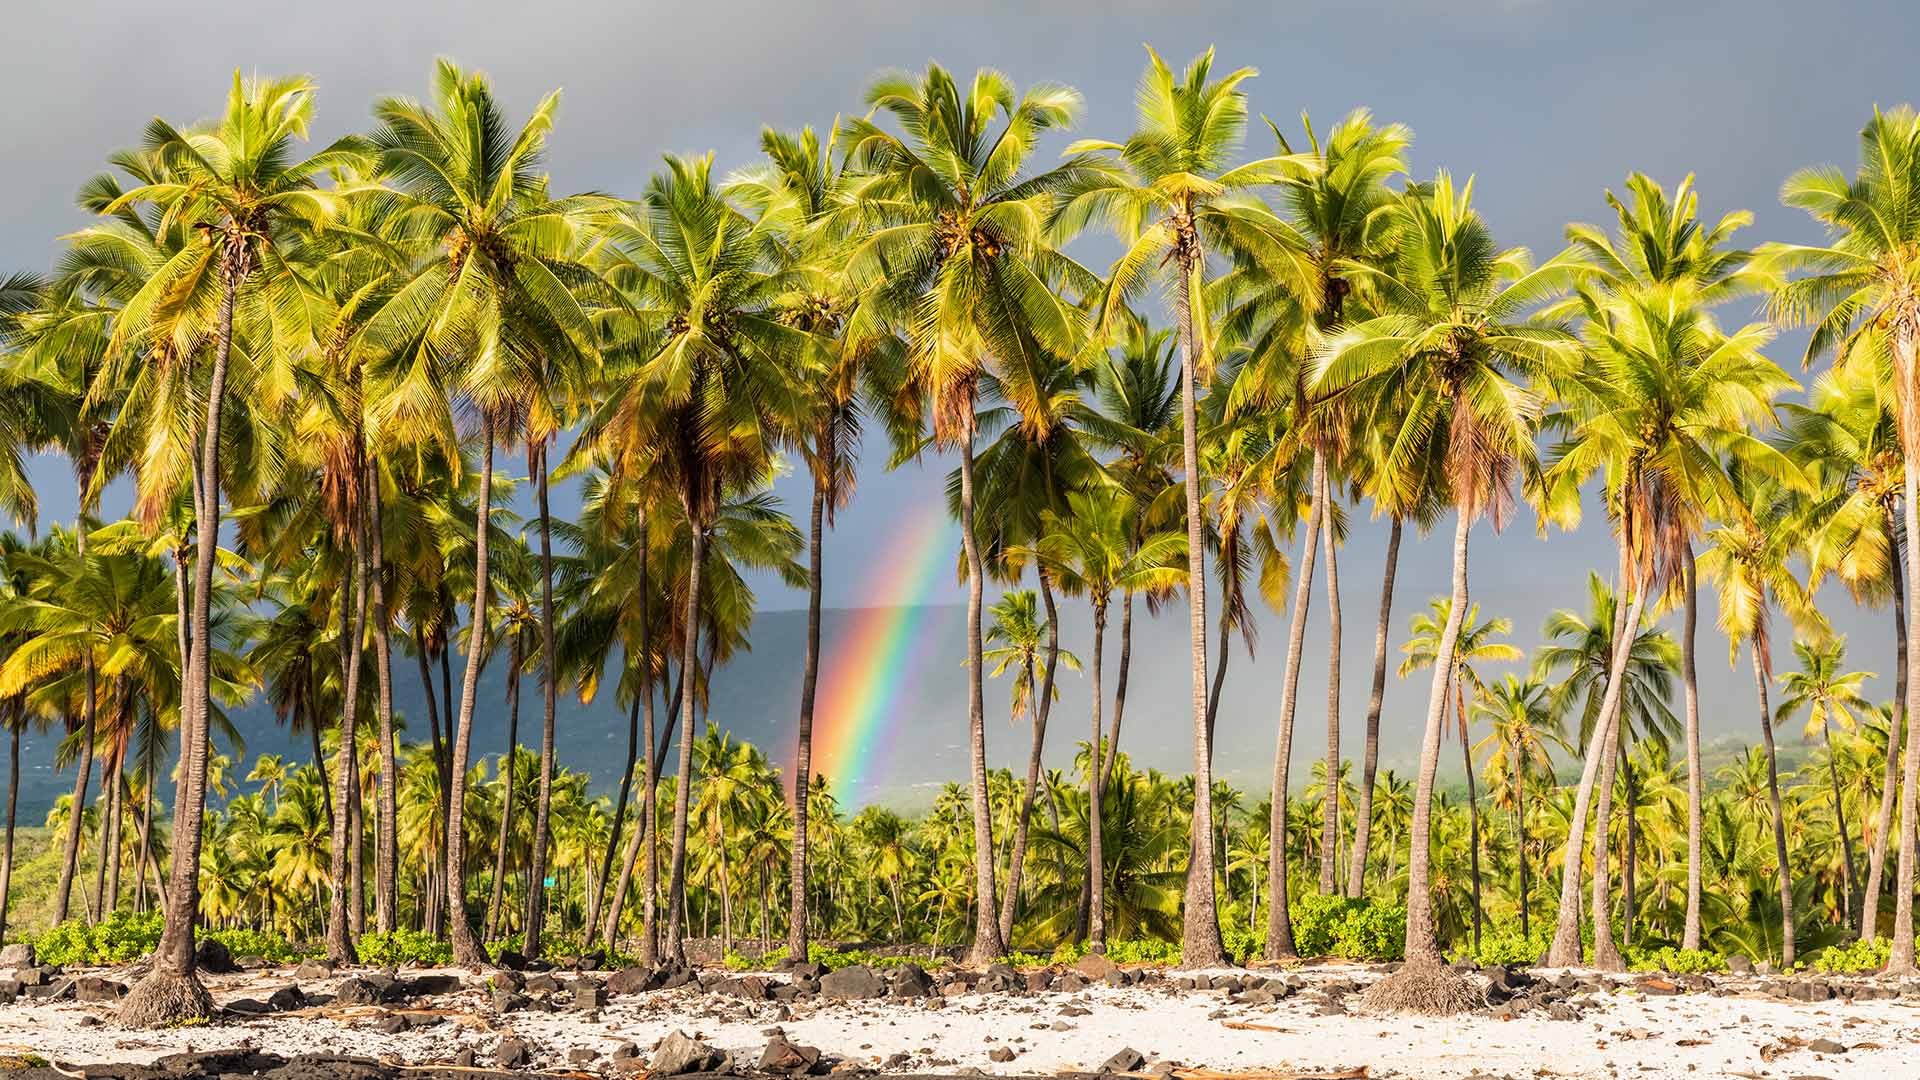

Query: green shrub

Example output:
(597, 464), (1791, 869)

(1624, 945), (1727, 974)
(804, 945), (945, 970)
(1222, 924), (1260, 965)
(1288, 894), (1405, 961)
(33, 911), (163, 966)
(1811, 937), (1889, 974)
(203, 927), (319, 965)
(1457, 925), (1553, 967)
(357, 929), (453, 967)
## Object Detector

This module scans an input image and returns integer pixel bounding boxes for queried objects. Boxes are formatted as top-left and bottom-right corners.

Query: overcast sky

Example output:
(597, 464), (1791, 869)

(9, 0), (1920, 785)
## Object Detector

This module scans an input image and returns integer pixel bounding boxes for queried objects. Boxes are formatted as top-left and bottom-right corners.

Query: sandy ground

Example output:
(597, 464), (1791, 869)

(3, 962), (1919, 1079)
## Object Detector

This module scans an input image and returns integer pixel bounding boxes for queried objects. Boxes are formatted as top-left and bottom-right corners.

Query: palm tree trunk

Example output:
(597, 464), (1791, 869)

(129, 232), (246, 1020)
(1587, 701), (1625, 970)
(1265, 449), (1324, 960)
(1457, 675), (1482, 952)
(1104, 589), (1134, 787)
(602, 514), (654, 961)
(93, 739), (123, 921)
(1886, 320), (1920, 975)
(1682, 545), (1705, 950)
(327, 515), (371, 964)
(1864, 507), (1905, 941)
(1088, 596), (1107, 953)
(443, 413), (496, 968)
(0, 717), (18, 940)
(665, 518), (708, 962)
(485, 634), (523, 941)
(1402, 508), (1471, 965)
(1621, 746), (1637, 944)
(1752, 642), (1796, 965)
(1826, 724), (1861, 933)
(54, 701), (95, 926)
(586, 693), (640, 941)
(1173, 235), (1227, 967)
(1546, 554), (1650, 967)
(1000, 571), (1061, 942)
(524, 442), (560, 959)
(957, 425), (1006, 965)
(789, 464), (827, 960)
(1320, 474), (1343, 897)
(368, 468), (400, 935)
(1348, 517), (1402, 898)
(1516, 755), (1530, 939)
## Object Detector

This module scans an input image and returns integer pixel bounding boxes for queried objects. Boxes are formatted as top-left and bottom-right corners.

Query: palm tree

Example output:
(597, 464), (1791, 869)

(1053, 46), (1315, 966)
(1761, 106), (1920, 973)
(1775, 638), (1875, 926)
(839, 62), (1091, 964)
(1473, 675), (1564, 938)
(1399, 598), (1521, 952)
(584, 153), (812, 961)
(102, 73), (361, 1023)
(1315, 172), (1576, 1003)
(1023, 487), (1186, 950)
(357, 60), (607, 965)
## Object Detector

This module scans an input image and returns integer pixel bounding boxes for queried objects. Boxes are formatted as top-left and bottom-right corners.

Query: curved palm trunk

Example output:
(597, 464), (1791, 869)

(0, 716), (18, 940)
(586, 694), (640, 940)
(523, 444), (560, 958)
(327, 527), (371, 964)
(1587, 697), (1625, 969)
(92, 739), (123, 921)
(957, 426), (1006, 965)
(1000, 572), (1061, 942)
(1347, 518), (1402, 898)
(1264, 449), (1324, 960)
(1751, 642), (1796, 966)
(485, 634), (523, 942)
(1403, 510), (1471, 965)
(54, 697), (95, 926)
(1682, 546), (1705, 950)
(1088, 596), (1107, 953)
(1516, 755), (1530, 938)
(789, 468), (827, 959)
(664, 520), (708, 962)
(128, 235), (247, 1021)
(1174, 240), (1227, 967)
(1546, 561), (1650, 967)
(1863, 510), (1905, 941)
(443, 414), (496, 968)
(1320, 486), (1343, 896)
(368, 471), (400, 935)
(1104, 589), (1133, 787)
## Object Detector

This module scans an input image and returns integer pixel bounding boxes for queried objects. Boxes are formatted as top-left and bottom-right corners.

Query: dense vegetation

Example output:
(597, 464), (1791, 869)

(3, 47), (1920, 1023)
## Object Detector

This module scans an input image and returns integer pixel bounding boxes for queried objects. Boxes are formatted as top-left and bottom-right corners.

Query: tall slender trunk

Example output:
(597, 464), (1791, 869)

(443, 414), (495, 968)
(1104, 590), (1133, 787)
(1088, 596), (1108, 953)
(665, 518), (708, 962)
(1347, 518), (1401, 898)
(1587, 694), (1625, 970)
(1621, 745), (1638, 944)
(1886, 317), (1920, 975)
(1752, 642), (1796, 965)
(1516, 755), (1530, 939)
(327, 513), (371, 964)
(485, 634), (523, 941)
(1546, 553), (1650, 967)
(1457, 675), (1482, 952)
(1864, 508), (1905, 941)
(790, 460), (827, 959)
(1402, 509), (1471, 965)
(1000, 572), (1061, 942)
(54, 692), (95, 927)
(602, 513), (654, 961)
(1264, 450), (1324, 960)
(523, 443), (559, 958)
(92, 739), (123, 920)
(957, 425), (1006, 965)
(139, 231), (246, 1010)
(368, 468), (400, 935)
(1824, 724), (1861, 927)
(586, 693), (639, 941)
(414, 628), (447, 938)
(1320, 475), (1343, 896)
(1682, 546), (1705, 950)
(1, 717), (19, 940)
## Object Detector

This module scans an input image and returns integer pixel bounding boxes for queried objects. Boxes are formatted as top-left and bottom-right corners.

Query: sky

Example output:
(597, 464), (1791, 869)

(7, 0), (1920, 802)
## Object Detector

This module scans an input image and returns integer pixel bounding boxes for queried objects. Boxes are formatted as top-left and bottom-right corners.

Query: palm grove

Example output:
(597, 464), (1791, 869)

(2, 49), (1920, 1023)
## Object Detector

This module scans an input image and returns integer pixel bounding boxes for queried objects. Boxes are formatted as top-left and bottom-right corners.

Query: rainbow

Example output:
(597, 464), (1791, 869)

(810, 509), (955, 803)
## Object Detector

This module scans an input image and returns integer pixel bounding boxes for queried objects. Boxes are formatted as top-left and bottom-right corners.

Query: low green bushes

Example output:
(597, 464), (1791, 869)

(1811, 937), (1889, 973)
(1288, 894), (1406, 961)
(358, 929), (453, 967)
